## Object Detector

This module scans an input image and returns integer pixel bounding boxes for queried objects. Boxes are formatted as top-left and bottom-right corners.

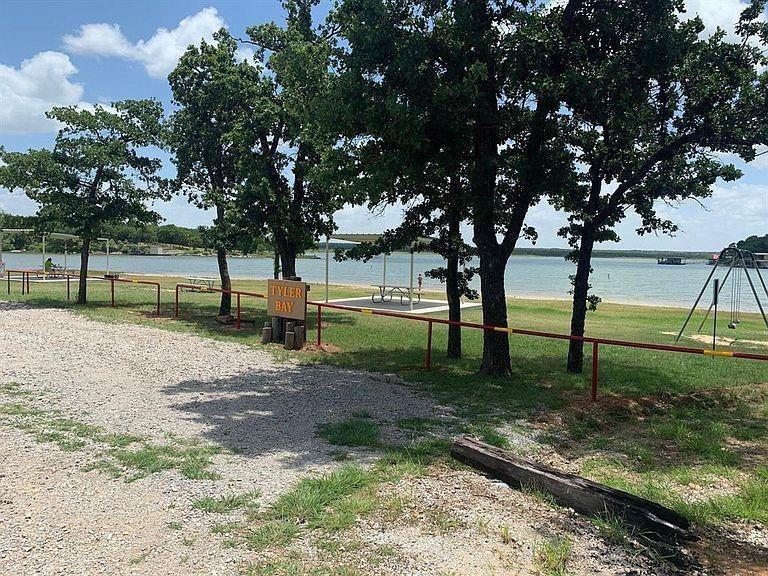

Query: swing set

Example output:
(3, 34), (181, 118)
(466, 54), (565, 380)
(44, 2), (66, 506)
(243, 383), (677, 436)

(677, 245), (768, 346)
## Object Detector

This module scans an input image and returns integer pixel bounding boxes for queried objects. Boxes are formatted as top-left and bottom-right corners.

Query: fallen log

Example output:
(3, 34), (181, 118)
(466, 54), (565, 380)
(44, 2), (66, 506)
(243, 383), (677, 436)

(451, 436), (690, 543)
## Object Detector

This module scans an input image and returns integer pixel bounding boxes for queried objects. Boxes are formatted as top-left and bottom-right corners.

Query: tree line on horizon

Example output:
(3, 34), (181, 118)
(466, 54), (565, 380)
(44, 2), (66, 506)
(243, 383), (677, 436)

(0, 0), (766, 377)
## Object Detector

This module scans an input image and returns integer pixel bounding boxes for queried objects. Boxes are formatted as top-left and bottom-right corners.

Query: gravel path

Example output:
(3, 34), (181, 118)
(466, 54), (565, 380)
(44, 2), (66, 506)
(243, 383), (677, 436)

(0, 303), (680, 575)
(0, 303), (447, 575)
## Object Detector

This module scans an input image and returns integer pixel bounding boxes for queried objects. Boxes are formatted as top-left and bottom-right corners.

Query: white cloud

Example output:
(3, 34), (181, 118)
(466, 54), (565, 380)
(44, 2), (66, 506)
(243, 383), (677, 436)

(684, 0), (767, 42)
(0, 51), (89, 134)
(63, 7), (225, 79)
(62, 23), (135, 58)
(704, 182), (768, 230)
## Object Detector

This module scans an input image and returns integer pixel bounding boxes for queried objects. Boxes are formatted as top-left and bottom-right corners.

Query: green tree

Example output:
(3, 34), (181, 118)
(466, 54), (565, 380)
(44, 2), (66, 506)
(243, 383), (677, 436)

(0, 101), (166, 303)
(738, 234), (768, 253)
(167, 30), (262, 315)
(331, 0), (578, 375)
(326, 0), (479, 357)
(553, 0), (768, 372)
(235, 0), (342, 279)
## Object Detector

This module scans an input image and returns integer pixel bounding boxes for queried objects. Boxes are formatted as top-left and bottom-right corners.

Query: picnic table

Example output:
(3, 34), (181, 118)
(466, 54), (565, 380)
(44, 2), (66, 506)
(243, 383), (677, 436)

(371, 284), (422, 306)
(37, 266), (71, 279)
(186, 276), (218, 290)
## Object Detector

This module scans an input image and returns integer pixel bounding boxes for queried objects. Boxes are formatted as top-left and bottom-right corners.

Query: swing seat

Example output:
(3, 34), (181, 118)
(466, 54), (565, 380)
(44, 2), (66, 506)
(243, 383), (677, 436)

(728, 322), (737, 329)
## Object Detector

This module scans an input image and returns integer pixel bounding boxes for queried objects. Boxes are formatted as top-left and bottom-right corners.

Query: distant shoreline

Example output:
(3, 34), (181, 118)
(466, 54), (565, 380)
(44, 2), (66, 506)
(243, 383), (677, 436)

(7, 249), (716, 260)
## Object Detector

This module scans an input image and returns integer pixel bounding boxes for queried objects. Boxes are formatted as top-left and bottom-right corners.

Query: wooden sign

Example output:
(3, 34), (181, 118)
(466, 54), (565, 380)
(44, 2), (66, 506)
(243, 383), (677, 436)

(267, 278), (307, 320)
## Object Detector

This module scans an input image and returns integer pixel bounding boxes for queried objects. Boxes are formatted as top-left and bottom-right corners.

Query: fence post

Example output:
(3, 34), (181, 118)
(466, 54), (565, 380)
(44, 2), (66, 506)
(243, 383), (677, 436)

(67, 274), (71, 301)
(425, 320), (433, 369)
(591, 342), (599, 402)
(175, 285), (180, 318)
(6, 270), (9, 295)
(236, 293), (241, 330)
(110, 278), (115, 307)
(317, 305), (322, 347)
(155, 283), (160, 316)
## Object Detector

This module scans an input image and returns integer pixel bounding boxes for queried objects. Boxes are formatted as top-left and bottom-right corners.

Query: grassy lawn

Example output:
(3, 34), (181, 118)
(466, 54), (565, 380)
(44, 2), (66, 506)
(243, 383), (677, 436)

(4, 273), (768, 537)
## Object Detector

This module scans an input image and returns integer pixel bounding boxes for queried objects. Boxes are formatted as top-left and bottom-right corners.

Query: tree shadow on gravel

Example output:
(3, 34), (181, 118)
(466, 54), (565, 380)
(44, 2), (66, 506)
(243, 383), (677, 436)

(160, 363), (447, 470)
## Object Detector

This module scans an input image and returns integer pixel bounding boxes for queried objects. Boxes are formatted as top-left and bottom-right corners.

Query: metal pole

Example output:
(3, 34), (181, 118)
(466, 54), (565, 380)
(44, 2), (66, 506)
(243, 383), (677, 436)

(42, 234), (46, 279)
(317, 305), (322, 347)
(383, 253), (387, 289)
(409, 248), (414, 312)
(237, 293), (241, 330)
(110, 278), (115, 308)
(676, 251), (724, 341)
(6, 270), (9, 295)
(591, 342), (599, 402)
(425, 320), (433, 369)
(67, 274), (70, 300)
(746, 250), (768, 300)
(325, 236), (329, 303)
(175, 285), (180, 318)
(106, 239), (110, 276)
(713, 279), (719, 351)
(697, 257), (738, 331)
(740, 261), (768, 330)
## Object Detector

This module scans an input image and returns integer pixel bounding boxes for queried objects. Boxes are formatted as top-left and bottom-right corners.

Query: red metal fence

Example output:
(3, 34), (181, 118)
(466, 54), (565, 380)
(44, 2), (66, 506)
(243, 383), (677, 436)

(6, 269), (766, 403)
(174, 284), (266, 329)
(308, 300), (768, 402)
(6, 269), (161, 315)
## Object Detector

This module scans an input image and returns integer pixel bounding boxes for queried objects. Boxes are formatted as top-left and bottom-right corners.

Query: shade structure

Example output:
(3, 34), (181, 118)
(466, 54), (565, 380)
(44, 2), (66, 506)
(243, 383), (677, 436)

(0, 230), (112, 275)
(323, 233), (435, 311)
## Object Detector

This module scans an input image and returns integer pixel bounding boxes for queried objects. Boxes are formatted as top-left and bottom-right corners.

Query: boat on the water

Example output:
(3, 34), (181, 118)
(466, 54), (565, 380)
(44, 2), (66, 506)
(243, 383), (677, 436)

(657, 257), (686, 265)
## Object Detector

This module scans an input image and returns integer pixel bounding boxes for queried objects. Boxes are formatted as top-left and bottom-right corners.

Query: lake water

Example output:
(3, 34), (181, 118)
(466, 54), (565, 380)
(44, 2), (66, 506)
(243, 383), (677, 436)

(2, 251), (765, 312)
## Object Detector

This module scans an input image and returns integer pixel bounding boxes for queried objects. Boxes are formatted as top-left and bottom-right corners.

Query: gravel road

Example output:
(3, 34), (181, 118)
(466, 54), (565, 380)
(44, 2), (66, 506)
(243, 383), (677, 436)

(0, 303), (677, 575)
(0, 303), (445, 575)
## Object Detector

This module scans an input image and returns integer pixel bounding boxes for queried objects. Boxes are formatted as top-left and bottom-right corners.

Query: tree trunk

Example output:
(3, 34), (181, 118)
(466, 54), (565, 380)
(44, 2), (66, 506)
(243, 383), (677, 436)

(278, 238), (298, 279)
(479, 251), (511, 375)
(273, 248), (280, 279)
(77, 238), (91, 304)
(446, 212), (462, 359)
(567, 230), (596, 373)
(216, 248), (232, 316)
(280, 252), (297, 278)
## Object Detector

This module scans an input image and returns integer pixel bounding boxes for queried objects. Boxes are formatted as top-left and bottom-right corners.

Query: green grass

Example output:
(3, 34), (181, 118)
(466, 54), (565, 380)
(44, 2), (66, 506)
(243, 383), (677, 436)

(192, 491), (260, 513)
(0, 384), (221, 482)
(216, 440), (449, 552)
(110, 442), (221, 481)
(533, 536), (572, 576)
(6, 276), (768, 531)
(317, 418), (380, 448)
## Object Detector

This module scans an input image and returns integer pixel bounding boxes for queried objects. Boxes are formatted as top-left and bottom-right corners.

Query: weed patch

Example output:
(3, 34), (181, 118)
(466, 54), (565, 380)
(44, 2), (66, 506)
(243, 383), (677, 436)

(533, 536), (572, 576)
(317, 418), (380, 448)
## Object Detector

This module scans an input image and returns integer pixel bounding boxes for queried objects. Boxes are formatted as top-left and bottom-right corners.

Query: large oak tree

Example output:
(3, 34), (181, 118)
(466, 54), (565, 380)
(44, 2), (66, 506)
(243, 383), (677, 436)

(553, 0), (768, 372)
(167, 31), (261, 316)
(332, 0), (579, 375)
(0, 101), (166, 304)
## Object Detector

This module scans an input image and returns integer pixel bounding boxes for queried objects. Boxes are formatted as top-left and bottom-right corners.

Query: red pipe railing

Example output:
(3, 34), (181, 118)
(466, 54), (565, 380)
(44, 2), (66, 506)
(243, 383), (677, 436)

(100, 276), (161, 316)
(307, 300), (768, 402)
(174, 283), (266, 329)
(6, 270), (160, 315)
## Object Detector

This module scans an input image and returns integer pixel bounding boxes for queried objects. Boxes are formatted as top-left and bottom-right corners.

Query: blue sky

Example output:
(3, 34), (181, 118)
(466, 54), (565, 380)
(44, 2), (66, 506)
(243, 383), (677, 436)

(0, 0), (766, 251)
